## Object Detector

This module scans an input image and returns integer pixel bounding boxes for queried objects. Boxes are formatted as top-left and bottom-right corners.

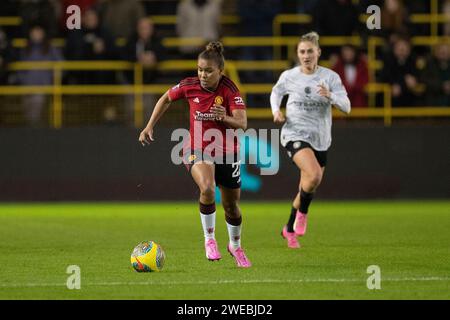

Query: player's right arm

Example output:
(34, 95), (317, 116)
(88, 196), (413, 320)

(140, 80), (187, 146)
(139, 91), (172, 146)
(270, 71), (288, 124)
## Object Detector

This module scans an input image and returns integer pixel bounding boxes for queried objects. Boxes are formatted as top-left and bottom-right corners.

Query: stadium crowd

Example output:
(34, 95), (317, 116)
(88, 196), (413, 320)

(0, 0), (448, 126)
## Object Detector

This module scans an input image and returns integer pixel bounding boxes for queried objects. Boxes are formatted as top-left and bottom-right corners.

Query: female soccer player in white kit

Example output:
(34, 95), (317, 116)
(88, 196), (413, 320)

(270, 32), (351, 248)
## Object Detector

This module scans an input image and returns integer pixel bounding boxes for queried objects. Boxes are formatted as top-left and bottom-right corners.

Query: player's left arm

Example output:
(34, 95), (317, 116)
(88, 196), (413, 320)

(211, 105), (247, 130)
(211, 93), (247, 130)
(318, 73), (351, 114)
(223, 109), (247, 130)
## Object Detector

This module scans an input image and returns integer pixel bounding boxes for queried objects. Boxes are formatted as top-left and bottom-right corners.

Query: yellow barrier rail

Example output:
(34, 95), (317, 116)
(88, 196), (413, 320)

(1, 80), (448, 128)
(0, 84), (172, 95)
(161, 35), (362, 47)
(0, 16), (22, 26)
(11, 38), (64, 48)
(162, 35), (362, 61)
(410, 14), (450, 24)
(272, 14), (312, 39)
(431, 0), (440, 36)
(8, 60), (291, 72)
(2, 60), (450, 128)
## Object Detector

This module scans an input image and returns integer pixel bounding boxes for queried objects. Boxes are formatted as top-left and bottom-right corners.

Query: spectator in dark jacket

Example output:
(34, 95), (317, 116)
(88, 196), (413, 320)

(123, 17), (165, 84)
(443, 0), (450, 36)
(65, 8), (117, 84)
(313, 0), (359, 57)
(313, 0), (358, 36)
(380, 36), (421, 107)
(122, 17), (165, 125)
(421, 43), (450, 106)
(0, 27), (11, 85)
(19, 0), (59, 38)
(239, 0), (280, 36)
(97, 0), (145, 39)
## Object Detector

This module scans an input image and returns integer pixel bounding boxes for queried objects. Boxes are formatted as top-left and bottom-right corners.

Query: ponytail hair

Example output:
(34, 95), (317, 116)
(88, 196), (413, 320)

(299, 31), (320, 48)
(198, 41), (225, 70)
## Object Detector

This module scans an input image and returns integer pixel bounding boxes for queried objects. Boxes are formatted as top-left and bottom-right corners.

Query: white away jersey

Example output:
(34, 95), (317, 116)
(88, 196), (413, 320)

(270, 66), (351, 151)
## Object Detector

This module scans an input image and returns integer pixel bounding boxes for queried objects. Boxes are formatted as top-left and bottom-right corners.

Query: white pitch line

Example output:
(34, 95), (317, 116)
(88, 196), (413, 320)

(0, 277), (449, 289)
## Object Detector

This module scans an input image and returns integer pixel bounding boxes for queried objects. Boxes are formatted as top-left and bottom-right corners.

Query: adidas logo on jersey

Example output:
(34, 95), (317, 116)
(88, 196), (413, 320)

(193, 97), (200, 103)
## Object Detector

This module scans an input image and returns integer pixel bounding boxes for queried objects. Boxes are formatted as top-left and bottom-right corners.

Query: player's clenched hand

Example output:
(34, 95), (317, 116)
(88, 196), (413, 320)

(317, 84), (331, 99)
(139, 127), (154, 146)
(273, 110), (286, 124)
(211, 104), (226, 121)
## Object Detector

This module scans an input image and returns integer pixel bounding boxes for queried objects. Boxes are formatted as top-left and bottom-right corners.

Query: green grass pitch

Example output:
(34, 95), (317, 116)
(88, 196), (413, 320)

(0, 201), (449, 299)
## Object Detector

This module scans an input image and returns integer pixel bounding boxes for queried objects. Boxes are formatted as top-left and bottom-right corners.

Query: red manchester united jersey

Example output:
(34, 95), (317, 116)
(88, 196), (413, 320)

(168, 75), (246, 156)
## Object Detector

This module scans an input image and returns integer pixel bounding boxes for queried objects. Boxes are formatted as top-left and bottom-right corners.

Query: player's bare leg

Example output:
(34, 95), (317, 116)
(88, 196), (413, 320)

(293, 149), (323, 193)
(291, 149), (325, 236)
(191, 162), (221, 261)
(191, 162), (216, 204)
(220, 186), (251, 268)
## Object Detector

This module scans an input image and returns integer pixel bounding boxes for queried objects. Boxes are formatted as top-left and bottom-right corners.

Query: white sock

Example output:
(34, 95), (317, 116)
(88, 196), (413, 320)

(200, 212), (216, 241)
(227, 222), (241, 249)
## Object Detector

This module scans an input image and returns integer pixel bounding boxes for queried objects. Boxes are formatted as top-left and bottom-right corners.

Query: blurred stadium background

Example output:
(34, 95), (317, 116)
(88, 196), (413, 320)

(0, 0), (449, 201)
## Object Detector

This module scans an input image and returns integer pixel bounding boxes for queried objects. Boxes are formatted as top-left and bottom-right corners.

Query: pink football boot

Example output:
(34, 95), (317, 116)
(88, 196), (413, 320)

(227, 244), (252, 268)
(281, 226), (300, 248)
(294, 212), (308, 236)
(205, 239), (221, 261)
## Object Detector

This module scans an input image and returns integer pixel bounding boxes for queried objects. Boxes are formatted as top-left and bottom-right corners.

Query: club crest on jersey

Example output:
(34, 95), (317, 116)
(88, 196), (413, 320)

(188, 154), (197, 162)
(214, 96), (224, 105)
(305, 87), (312, 98)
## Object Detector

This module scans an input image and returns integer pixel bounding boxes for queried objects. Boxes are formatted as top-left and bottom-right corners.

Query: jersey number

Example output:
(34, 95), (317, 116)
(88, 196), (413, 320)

(231, 161), (241, 178)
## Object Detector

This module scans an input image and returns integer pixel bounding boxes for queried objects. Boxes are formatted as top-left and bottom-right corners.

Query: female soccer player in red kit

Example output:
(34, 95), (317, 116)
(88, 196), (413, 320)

(139, 42), (251, 268)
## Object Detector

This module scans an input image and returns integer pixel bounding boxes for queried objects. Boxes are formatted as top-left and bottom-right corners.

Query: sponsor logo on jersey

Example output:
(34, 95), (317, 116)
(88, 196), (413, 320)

(295, 101), (329, 108)
(214, 96), (224, 105)
(234, 96), (244, 105)
(194, 110), (216, 121)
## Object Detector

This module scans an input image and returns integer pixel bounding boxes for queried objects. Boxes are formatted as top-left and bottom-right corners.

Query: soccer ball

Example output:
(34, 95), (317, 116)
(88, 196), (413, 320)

(130, 241), (165, 272)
